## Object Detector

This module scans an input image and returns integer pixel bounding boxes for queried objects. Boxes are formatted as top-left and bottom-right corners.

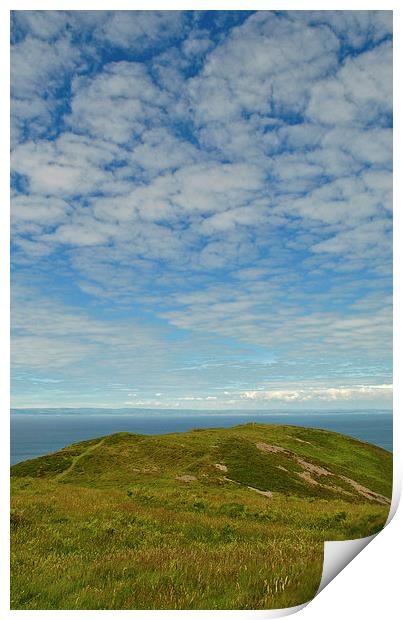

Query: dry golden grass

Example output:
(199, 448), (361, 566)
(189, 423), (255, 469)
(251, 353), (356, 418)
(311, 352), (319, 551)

(11, 424), (392, 609)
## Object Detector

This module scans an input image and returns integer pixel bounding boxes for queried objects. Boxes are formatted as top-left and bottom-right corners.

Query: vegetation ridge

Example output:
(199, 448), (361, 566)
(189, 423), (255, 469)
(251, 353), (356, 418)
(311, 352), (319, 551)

(11, 423), (392, 610)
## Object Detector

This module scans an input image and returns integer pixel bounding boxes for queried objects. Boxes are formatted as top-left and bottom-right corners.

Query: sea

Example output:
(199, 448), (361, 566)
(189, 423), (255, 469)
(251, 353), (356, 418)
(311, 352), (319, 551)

(10, 409), (392, 465)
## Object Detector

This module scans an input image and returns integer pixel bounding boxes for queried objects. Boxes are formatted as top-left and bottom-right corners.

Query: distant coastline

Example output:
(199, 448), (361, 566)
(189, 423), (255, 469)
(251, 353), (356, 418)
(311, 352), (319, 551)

(11, 407), (393, 415)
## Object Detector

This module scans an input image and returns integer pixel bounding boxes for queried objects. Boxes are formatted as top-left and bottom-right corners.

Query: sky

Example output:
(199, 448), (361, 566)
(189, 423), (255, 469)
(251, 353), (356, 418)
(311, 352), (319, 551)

(10, 10), (392, 411)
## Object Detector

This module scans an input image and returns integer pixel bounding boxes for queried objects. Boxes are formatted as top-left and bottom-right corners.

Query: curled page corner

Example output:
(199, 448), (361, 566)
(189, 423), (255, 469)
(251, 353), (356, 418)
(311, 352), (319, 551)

(386, 478), (401, 525)
(317, 476), (399, 597)
(267, 601), (310, 618)
(317, 534), (377, 594)
(257, 601), (309, 618)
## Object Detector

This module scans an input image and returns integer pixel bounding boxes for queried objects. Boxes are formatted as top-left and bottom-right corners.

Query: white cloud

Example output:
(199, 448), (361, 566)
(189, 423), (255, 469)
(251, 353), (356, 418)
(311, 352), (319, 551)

(95, 11), (186, 52)
(13, 11), (69, 40)
(67, 61), (172, 144)
(10, 11), (392, 408)
(182, 30), (214, 57)
(129, 128), (202, 175)
(12, 195), (72, 226)
(188, 12), (340, 127)
(240, 384), (392, 402)
(11, 35), (79, 98)
(296, 10), (392, 51)
(11, 32), (82, 144)
(307, 42), (392, 127)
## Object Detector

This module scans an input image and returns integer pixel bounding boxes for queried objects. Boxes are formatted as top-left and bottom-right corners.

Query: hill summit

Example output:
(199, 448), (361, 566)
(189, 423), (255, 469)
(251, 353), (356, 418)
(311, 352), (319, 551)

(11, 423), (392, 610)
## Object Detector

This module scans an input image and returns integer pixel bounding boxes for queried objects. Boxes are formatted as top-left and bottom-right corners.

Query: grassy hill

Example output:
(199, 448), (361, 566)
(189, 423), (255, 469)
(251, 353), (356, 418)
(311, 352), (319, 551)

(11, 423), (392, 610)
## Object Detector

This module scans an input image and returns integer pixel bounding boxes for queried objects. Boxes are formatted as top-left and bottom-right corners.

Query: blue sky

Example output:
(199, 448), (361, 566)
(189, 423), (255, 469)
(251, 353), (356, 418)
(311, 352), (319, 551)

(10, 10), (392, 410)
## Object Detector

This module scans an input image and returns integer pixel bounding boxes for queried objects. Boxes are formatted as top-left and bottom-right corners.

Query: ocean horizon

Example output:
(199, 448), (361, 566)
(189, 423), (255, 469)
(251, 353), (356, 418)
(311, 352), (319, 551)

(11, 407), (393, 415)
(11, 408), (392, 464)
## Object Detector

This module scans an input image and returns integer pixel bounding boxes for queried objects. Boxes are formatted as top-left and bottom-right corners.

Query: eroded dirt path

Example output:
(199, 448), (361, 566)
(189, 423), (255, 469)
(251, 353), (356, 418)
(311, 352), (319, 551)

(255, 442), (390, 505)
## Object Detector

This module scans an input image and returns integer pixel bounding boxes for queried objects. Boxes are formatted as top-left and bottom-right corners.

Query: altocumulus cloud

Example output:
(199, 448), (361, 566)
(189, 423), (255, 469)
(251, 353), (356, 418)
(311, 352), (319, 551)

(10, 10), (392, 410)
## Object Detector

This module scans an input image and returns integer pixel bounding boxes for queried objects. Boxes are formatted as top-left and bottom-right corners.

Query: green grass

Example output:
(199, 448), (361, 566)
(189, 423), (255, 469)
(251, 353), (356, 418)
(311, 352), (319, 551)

(10, 423), (392, 610)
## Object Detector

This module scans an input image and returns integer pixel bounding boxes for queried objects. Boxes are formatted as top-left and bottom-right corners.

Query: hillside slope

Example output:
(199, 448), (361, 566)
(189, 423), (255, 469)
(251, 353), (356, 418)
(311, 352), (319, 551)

(11, 423), (392, 610)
